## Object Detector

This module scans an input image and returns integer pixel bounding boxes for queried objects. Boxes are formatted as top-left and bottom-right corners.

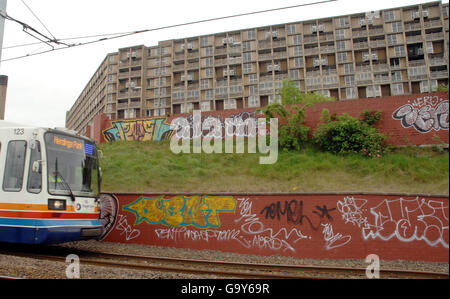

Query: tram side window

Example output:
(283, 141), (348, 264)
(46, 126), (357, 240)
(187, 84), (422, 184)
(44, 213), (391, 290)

(27, 141), (42, 193)
(3, 141), (27, 192)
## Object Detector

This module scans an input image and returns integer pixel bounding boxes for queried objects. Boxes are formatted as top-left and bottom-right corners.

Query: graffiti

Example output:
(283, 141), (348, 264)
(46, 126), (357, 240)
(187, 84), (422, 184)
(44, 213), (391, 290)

(99, 194), (119, 241)
(259, 200), (336, 231)
(115, 214), (141, 241)
(154, 227), (247, 246)
(123, 195), (236, 229)
(103, 118), (174, 142)
(338, 197), (449, 248)
(321, 223), (351, 250)
(337, 196), (368, 228)
(171, 111), (258, 139)
(393, 97), (449, 133)
(235, 198), (309, 252)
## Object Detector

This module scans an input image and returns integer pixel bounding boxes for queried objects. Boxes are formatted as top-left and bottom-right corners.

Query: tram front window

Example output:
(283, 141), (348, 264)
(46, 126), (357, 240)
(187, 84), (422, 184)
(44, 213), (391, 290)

(45, 133), (100, 197)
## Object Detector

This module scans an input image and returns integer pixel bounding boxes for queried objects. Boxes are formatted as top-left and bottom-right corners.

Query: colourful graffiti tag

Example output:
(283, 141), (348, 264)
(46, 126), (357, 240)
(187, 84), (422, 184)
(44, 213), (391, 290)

(102, 118), (174, 142)
(123, 195), (236, 229)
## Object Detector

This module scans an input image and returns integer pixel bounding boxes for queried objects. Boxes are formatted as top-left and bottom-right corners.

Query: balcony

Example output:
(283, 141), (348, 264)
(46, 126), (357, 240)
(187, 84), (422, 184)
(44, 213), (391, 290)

(320, 45), (335, 54)
(406, 35), (423, 43)
(426, 32), (444, 41)
(304, 47), (319, 56)
(353, 41), (368, 50)
(430, 70), (449, 79)
(429, 56), (448, 66)
(424, 19), (443, 29)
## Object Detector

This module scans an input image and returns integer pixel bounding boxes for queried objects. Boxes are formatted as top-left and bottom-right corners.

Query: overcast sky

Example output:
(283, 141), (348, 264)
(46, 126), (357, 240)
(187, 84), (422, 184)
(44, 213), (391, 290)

(1, 0), (448, 128)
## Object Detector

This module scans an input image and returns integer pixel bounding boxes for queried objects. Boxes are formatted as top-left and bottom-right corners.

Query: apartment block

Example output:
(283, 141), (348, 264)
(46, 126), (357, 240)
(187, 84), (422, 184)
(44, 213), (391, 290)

(66, 1), (449, 134)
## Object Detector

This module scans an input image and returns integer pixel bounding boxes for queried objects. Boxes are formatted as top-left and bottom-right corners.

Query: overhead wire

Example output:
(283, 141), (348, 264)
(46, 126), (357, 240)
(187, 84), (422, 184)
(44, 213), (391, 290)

(1, 0), (338, 62)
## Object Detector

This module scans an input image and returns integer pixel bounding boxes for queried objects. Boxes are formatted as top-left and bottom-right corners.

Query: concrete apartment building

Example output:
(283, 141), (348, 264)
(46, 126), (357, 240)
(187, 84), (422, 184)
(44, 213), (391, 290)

(66, 1), (449, 134)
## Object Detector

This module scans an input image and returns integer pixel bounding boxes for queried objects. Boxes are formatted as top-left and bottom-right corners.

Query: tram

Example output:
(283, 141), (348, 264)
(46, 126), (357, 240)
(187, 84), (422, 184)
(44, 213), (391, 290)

(0, 121), (103, 244)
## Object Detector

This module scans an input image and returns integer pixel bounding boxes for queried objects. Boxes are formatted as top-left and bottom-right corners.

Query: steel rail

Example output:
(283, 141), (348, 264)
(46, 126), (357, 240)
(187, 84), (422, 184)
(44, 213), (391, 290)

(0, 245), (448, 279)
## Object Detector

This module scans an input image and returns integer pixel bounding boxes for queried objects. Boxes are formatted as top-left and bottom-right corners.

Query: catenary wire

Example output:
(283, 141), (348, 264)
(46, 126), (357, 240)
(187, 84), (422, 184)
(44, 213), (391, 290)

(1, 0), (338, 62)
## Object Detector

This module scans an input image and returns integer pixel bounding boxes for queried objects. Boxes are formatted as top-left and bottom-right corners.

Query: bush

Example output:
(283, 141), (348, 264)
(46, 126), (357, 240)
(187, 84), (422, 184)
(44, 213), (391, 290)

(313, 113), (386, 157)
(360, 110), (382, 126)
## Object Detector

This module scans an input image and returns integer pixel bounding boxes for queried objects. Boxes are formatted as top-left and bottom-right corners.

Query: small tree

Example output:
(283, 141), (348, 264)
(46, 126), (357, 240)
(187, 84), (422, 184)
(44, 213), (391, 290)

(261, 79), (336, 151)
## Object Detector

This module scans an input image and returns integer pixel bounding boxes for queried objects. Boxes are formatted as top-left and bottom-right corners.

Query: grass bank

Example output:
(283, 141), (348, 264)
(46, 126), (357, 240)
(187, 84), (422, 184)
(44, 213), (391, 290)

(98, 141), (449, 195)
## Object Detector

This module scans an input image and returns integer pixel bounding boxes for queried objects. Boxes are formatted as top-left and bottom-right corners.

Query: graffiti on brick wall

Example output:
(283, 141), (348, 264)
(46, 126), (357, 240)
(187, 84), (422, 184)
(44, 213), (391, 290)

(123, 195), (236, 229)
(393, 96), (449, 133)
(102, 118), (174, 142)
(103, 194), (448, 261)
(338, 196), (449, 248)
(172, 111), (258, 139)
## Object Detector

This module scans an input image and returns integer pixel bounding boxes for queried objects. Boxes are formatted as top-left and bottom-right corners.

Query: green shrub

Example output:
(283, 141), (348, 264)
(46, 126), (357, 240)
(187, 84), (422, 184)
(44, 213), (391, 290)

(313, 113), (386, 157)
(360, 110), (382, 126)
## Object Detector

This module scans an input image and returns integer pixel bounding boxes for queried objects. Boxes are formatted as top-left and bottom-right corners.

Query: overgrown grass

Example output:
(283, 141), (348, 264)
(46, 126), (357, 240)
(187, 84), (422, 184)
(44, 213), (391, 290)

(98, 141), (449, 195)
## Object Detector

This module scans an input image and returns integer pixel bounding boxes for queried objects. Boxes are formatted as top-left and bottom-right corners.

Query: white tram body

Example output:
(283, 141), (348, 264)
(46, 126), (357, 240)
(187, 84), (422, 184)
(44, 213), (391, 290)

(0, 121), (103, 243)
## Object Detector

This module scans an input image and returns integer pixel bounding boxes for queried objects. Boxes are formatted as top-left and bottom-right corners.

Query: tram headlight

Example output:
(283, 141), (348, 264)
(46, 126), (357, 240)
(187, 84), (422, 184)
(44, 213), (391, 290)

(48, 199), (67, 211)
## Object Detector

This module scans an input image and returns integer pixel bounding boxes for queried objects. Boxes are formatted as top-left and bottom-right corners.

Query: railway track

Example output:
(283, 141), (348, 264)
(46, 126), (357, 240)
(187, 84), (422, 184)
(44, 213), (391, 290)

(0, 244), (448, 279)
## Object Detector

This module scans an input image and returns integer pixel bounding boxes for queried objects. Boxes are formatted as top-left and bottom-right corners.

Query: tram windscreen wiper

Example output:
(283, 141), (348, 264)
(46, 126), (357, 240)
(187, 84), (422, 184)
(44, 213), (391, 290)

(54, 158), (76, 202)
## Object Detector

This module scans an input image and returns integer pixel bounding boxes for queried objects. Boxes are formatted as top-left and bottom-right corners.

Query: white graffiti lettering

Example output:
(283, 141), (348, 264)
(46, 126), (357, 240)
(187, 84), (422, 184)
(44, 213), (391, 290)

(321, 223), (351, 250)
(393, 99), (449, 133)
(337, 196), (369, 228)
(115, 214), (141, 241)
(360, 197), (449, 248)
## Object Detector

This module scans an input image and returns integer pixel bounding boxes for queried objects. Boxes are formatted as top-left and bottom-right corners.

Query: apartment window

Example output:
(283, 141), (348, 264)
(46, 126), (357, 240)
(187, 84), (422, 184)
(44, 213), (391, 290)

(344, 75), (355, 86)
(109, 55), (115, 63)
(243, 41), (252, 52)
(243, 52), (253, 62)
(426, 41), (434, 54)
(293, 46), (303, 56)
(336, 40), (346, 51)
(243, 63), (253, 73)
(205, 68), (213, 78)
(335, 29), (346, 40)
(337, 52), (348, 63)
(205, 90), (214, 100)
(292, 34), (303, 45)
(247, 29), (256, 40)
(391, 71), (402, 81)
(366, 85), (381, 97)
(345, 87), (357, 99)
(205, 46), (213, 56)
(287, 24), (297, 35)
(391, 22), (403, 33)
(387, 34), (398, 46)
(392, 83), (404, 95)
(248, 96), (259, 107)
(420, 80), (430, 93)
(200, 36), (209, 47)
(201, 79), (210, 89)
(385, 10), (395, 22)
(431, 80), (439, 92)
(394, 45), (406, 57)
(249, 74), (258, 83)
(200, 101), (211, 111)
(338, 17), (350, 28)
(290, 69), (300, 80)
(443, 6), (449, 18)
(249, 85), (258, 95)
(294, 57), (304, 68)
(204, 57), (213, 67)
(343, 63), (354, 74)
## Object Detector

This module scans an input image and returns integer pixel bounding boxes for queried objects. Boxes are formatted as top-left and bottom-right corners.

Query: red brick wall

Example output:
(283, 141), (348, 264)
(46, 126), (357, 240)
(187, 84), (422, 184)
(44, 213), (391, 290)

(100, 193), (449, 262)
(93, 92), (449, 146)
